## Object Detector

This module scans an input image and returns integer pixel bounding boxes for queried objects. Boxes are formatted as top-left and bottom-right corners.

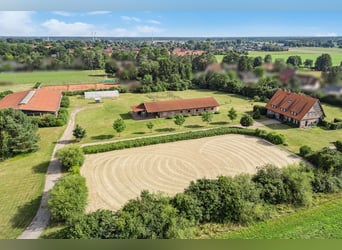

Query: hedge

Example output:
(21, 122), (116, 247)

(83, 127), (285, 154)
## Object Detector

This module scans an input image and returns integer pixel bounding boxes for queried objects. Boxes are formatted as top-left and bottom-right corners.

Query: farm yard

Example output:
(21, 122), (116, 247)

(81, 134), (302, 212)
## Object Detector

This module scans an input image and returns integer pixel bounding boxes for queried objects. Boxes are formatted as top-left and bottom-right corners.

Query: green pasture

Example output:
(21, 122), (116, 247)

(216, 47), (342, 66)
(0, 126), (65, 239)
(0, 70), (106, 92)
(73, 90), (264, 144)
(214, 194), (342, 239)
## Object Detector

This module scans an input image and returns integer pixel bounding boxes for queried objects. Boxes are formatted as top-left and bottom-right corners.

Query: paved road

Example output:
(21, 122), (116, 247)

(18, 108), (82, 239)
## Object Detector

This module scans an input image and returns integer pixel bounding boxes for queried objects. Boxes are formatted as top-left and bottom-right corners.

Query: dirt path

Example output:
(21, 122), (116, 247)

(81, 134), (302, 212)
(17, 107), (83, 239)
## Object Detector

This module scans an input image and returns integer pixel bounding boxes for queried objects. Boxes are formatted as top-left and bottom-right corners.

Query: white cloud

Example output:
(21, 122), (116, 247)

(0, 11), (40, 36)
(87, 11), (111, 15)
(42, 19), (95, 36)
(147, 19), (161, 25)
(121, 16), (141, 22)
(52, 11), (73, 17)
(136, 25), (162, 34)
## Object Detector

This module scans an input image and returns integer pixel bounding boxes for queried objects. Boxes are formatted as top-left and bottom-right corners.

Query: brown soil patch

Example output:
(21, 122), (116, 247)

(81, 134), (302, 212)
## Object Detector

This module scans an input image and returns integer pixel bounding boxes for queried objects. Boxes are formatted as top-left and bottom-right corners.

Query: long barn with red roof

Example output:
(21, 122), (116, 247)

(131, 97), (219, 119)
(0, 89), (62, 116)
(266, 89), (325, 128)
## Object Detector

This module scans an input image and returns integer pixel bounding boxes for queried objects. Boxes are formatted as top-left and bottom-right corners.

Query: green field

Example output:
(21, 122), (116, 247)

(214, 194), (342, 239)
(216, 47), (342, 66)
(73, 90), (265, 144)
(0, 70), (107, 92)
(0, 126), (65, 239)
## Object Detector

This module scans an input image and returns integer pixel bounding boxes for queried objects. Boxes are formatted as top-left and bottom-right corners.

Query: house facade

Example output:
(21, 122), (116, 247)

(131, 97), (219, 119)
(266, 90), (325, 128)
(0, 89), (62, 116)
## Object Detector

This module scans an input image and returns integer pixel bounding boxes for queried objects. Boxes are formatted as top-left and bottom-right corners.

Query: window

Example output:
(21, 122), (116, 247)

(188, 110), (191, 113)
(180, 110), (183, 113)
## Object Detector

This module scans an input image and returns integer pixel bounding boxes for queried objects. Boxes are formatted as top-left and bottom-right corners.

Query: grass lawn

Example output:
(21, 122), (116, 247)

(261, 103), (342, 153)
(248, 47), (342, 66)
(0, 70), (107, 92)
(212, 193), (342, 239)
(73, 90), (263, 144)
(0, 126), (65, 239)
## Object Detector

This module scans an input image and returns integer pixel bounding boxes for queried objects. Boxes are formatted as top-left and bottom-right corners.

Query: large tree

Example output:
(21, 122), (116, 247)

(104, 60), (119, 76)
(286, 56), (302, 67)
(0, 108), (39, 160)
(315, 53), (332, 71)
(72, 124), (87, 141)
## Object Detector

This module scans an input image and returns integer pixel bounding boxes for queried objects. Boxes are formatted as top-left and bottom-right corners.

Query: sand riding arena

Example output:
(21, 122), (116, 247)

(81, 134), (302, 212)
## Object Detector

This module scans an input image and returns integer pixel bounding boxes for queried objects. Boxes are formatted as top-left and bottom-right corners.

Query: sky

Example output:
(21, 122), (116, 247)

(0, 0), (341, 37)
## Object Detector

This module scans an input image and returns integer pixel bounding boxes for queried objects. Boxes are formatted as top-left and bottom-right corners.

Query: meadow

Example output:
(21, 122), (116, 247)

(213, 193), (342, 239)
(0, 126), (65, 239)
(73, 90), (265, 144)
(0, 70), (106, 92)
(216, 47), (342, 66)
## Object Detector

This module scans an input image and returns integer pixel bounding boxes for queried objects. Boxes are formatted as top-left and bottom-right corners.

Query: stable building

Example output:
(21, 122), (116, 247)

(130, 97), (220, 119)
(0, 89), (62, 116)
(266, 90), (325, 128)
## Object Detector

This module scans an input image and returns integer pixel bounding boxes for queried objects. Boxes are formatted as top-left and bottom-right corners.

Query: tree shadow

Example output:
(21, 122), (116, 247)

(120, 113), (133, 120)
(91, 134), (114, 140)
(10, 195), (42, 229)
(210, 121), (229, 125)
(185, 125), (204, 129)
(155, 128), (176, 132)
(32, 161), (50, 174)
(133, 132), (146, 135)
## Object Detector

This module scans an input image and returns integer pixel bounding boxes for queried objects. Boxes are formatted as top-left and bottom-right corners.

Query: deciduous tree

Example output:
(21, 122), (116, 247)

(113, 118), (126, 137)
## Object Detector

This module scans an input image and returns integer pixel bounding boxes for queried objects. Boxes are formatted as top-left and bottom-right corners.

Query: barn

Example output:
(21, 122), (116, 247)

(130, 97), (220, 119)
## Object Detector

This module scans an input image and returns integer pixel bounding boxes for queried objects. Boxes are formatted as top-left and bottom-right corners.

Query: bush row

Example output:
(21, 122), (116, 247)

(31, 108), (69, 127)
(53, 163), (314, 239)
(320, 119), (342, 130)
(0, 90), (13, 99)
(82, 127), (286, 154)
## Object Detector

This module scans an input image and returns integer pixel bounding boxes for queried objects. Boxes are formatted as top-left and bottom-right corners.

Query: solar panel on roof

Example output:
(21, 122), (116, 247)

(19, 90), (36, 105)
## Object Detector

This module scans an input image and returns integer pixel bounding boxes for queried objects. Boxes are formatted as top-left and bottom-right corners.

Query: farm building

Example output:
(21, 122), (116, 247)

(0, 89), (62, 116)
(130, 97), (219, 119)
(266, 89), (325, 128)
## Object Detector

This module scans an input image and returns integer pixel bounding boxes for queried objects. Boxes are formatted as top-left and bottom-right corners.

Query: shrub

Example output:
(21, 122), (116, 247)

(336, 140), (342, 152)
(57, 145), (85, 170)
(252, 165), (287, 204)
(60, 95), (70, 108)
(299, 145), (313, 157)
(252, 109), (261, 119)
(253, 105), (267, 115)
(171, 193), (202, 224)
(48, 174), (88, 222)
(281, 165), (314, 207)
(266, 132), (285, 145)
(312, 171), (342, 193)
(240, 114), (254, 127)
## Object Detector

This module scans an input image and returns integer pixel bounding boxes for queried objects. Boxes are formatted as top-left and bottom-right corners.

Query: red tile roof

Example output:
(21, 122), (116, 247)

(266, 90), (323, 120)
(278, 69), (296, 82)
(131, 97), (219, 113)
(0, 89), (62, 113)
